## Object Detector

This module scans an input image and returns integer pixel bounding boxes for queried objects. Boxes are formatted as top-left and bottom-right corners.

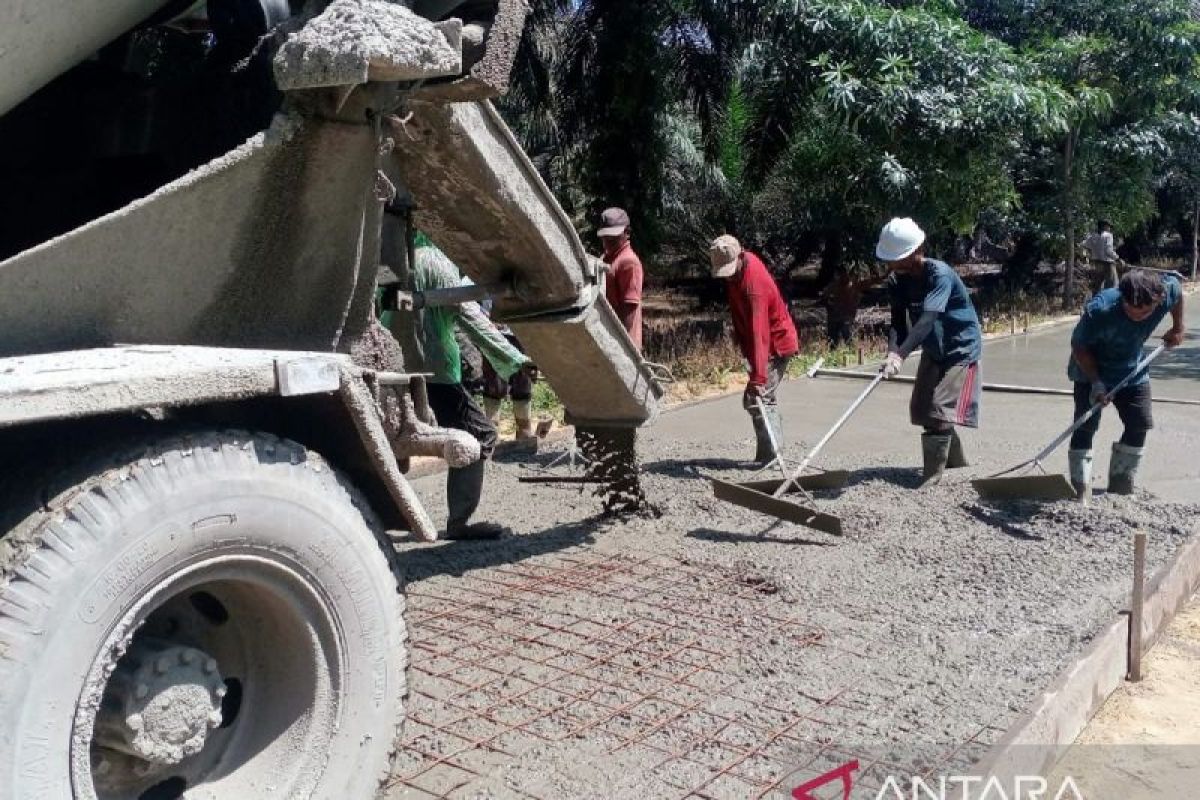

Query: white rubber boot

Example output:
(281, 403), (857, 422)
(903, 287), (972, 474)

(1068, 449), (1093, 504)
(1108, 442), (1144, 496)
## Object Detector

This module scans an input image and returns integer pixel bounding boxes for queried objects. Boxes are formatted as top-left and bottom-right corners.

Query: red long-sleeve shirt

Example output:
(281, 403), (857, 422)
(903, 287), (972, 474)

(726, 252), (799, 386)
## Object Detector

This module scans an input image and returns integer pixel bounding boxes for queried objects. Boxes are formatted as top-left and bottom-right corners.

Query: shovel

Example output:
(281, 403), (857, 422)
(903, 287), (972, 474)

(710, 372), (886, 535)
(972, 345), (1166, 501)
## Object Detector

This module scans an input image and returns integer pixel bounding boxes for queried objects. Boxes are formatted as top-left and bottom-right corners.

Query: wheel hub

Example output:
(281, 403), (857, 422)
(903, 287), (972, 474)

(95, 640), (226, 766)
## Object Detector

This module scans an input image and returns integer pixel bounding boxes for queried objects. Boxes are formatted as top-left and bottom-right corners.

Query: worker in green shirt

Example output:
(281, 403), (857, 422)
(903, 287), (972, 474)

(412, 235), (532, 539)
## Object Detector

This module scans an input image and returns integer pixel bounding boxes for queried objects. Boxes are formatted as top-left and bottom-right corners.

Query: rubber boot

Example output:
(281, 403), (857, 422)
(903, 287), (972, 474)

(1068, 448), (1093, 504)
(512, 400), (536, 443)
(482, 397), (502, 425)
(1107, 442), (1144, 496)
(946, 429), (969, 469)
(919, 433), (952, 488)
(445, 460), (507, 540)
(765, 404), (784, 457)
(751, 411), (776, 465)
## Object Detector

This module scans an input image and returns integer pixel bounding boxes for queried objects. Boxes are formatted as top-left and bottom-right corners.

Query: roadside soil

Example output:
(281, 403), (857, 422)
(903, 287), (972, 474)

(1048, 596), (1200, 800)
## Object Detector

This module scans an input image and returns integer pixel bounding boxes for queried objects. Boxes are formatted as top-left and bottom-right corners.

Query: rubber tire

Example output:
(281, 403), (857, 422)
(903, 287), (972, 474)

(0, 431), (407, 800)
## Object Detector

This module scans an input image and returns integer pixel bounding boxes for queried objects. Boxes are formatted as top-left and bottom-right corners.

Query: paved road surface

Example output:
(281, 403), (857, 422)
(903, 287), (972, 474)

(654, 312), (1200, 503)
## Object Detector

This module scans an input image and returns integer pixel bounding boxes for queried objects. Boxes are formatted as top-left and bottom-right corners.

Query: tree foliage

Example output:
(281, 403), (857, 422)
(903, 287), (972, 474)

(500, 0), (1200, 289)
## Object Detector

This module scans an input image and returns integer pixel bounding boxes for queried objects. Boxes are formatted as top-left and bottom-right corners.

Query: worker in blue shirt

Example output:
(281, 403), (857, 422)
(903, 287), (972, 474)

(1067, 269), (1186, 500)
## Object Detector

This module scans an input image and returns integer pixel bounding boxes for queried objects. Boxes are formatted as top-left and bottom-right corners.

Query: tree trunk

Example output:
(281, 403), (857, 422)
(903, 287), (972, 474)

(1192, 200), (1198, 281)
(816, 230), (844, 287)
(1062, 130), (1077, 310)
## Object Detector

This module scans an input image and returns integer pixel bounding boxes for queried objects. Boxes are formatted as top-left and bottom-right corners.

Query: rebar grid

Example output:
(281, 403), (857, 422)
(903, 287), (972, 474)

(386, 551), (978, 799)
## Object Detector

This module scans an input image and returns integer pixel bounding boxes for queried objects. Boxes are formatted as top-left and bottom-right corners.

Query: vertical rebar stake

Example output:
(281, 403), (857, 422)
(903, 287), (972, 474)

(1129, 530), (1147, 682)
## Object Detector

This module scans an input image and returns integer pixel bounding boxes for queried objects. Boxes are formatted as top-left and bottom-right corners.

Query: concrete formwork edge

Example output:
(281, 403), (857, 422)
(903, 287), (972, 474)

(971, 531), (1200, 787)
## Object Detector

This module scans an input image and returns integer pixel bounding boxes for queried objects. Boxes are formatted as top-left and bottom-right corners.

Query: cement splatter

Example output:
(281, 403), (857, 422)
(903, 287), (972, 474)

(274, 0), (462, 90)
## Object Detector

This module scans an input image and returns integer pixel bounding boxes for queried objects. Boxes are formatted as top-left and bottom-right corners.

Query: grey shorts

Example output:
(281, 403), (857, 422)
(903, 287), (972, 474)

(910, 353), (981, 429)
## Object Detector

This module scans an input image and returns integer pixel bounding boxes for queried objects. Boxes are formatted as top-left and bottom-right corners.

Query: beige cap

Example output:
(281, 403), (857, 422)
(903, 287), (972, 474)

(709, 234), (742, 278)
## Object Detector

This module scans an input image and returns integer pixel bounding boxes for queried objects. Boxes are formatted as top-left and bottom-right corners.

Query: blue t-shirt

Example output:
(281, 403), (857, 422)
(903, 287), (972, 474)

(1068, 276), (1181, 387)
(888, 258), (983, 365)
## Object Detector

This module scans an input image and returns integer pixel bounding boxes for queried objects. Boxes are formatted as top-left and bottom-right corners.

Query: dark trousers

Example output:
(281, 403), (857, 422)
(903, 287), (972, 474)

(482, 334), (533, 401)
(741, 355), (791, 413)
(1089, 259), (1120, 294)
(1069, 381), (1152, 450)
(427, 382), (499, 459)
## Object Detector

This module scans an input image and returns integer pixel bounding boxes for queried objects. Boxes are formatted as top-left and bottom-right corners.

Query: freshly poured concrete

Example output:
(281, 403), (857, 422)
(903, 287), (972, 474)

(396, 318), (1200, 797)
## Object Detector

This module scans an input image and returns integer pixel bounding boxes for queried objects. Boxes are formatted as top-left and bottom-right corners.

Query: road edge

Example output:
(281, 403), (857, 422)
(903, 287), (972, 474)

(971, 530), (1200, 784)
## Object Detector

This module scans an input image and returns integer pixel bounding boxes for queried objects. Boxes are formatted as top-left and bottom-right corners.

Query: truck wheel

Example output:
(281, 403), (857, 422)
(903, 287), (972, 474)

(0, 432), (407, 800)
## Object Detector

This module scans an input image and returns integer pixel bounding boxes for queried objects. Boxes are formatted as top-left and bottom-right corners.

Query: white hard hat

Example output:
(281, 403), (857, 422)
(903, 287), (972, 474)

(876, 217), (926, 262)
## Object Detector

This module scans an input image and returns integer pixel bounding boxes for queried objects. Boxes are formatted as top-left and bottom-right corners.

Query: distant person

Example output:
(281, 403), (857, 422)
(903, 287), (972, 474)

(597, 207), (644, 350)
(1082, 220), (1123, 295)
(821, 266), (882, 347)
(1066, 269), (1185, 501)
(709, 234), (800, 465)
(413, 235), (531, 539)
(876, 218), (982, 487)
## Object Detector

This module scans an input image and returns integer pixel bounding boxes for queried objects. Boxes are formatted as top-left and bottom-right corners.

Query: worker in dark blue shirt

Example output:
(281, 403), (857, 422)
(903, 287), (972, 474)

(877, 218), (983, 487)
(1066, 269), (1185, 500)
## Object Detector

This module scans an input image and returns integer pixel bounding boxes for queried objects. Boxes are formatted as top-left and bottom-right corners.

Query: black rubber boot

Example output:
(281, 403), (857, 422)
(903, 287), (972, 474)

(946, 430), (969, 469)
(751, 411), (776, 464)
(445, 460), (507, 540)
(919, 433), (952, 488)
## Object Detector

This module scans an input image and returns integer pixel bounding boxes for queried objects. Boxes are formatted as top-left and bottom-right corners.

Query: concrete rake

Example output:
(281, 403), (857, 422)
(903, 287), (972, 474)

(972, 345), (1166, 501)
(711, 370), (885, 536)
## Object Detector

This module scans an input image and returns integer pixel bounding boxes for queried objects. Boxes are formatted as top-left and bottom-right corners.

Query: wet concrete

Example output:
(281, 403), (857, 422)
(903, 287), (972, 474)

(393, 317), (1200, 797)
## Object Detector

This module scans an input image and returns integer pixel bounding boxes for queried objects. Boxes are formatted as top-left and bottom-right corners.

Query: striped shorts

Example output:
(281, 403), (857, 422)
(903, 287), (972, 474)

(910, 352), (981, 428)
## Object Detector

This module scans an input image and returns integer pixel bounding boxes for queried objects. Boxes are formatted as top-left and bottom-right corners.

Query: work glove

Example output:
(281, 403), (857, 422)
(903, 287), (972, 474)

(523, 363), (540, 383)
(880, 351), (904, 380)
(1090, 381), (1110, 406)
(743, 383), (764, 406)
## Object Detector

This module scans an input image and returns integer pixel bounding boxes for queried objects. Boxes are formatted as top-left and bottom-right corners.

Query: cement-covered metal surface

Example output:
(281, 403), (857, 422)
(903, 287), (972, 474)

(0, 114), (382, 357)
(0, 346), (348, 426)
(391, 317), (1200, 798)
(389, 99), (662, 425)
(0, 0), (166, 115)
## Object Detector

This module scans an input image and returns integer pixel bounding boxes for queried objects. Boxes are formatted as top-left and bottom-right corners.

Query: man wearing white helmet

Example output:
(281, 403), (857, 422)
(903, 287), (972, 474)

(876, 218), (983, 487)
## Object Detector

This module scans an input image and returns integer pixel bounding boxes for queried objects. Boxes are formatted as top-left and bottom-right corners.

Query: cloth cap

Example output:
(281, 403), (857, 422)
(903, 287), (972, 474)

(876, 217), (926, 262)
(597, 207), (631, 238)
(709, 234), (742, 278)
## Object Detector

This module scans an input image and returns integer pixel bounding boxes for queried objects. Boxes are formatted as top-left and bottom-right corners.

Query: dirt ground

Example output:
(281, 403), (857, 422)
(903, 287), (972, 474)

(1047, 596), (1200, 799)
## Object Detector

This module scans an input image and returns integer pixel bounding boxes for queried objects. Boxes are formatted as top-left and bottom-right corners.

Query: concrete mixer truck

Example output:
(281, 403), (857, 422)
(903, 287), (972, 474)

(0, 2), (661, 797)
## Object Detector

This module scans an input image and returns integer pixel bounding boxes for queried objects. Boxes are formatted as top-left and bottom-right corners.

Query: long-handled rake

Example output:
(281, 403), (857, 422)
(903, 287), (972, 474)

(711, 372), (886, 535)
(972, 345), (1166, 501)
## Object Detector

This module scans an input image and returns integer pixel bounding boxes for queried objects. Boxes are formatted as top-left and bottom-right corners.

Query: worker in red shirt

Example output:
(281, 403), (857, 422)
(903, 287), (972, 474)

(597, 207), (644, 350)
(710, 234), (800, 464)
